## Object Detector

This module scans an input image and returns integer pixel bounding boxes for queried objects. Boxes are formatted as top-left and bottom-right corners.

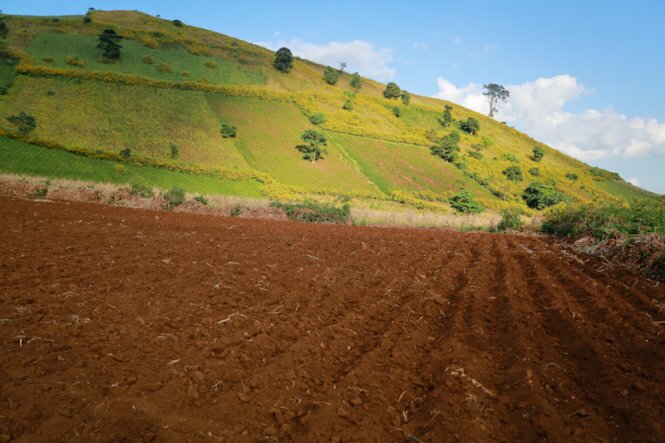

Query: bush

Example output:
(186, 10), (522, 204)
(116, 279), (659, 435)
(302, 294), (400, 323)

(0, 86), (7, 96)
(528, 167), (540, 176)
(42, 57), (55, 64)
(496, 209), (524, 232)
(383, 82), (401, 99)
(83, 16), (92, 24)
(401, 91), (411, 105)
(590, 166), (621, 181)
(431, 131), (460, 163)
(273, 47), (293, 73)
(271, 200), (350, 224)
(155, 63), (172, 73)
(459, 117), (480, 135)
(170, 144), (179, 159)
(164, 187), (185, 209)
(204, 61), (218, 69)
(392, 106), (400, 118)
(566, 173), (579, 181)
(65, 55), (85, 67)
(342, 99), (353, 111)
(221, 124), (237, 138)
(173, 19), (183, 27)
(522, 182), (564, 210)
(130, 182), (153, 198)
(541, 199), (665, 239)
(120, 148), (132, 158)
(142, 55), (154, 64)
(194, 195), (208, 205)
(449, 189), (484, 214)
(309, 112), (326, 125)
(34, 187), (48, 198)
(439, 105), (454, 127)
(323, 66), (340, 85)
(113, 164), (126, 175)
(230, 205), (243, 217)
(469, 151), (483, 160)
(350, 72), (362, 90)
(503, 152), (519, 163)
(532, 146), (545, 162)
(502, 165), (523, 181)
(6, 112), (37, 135)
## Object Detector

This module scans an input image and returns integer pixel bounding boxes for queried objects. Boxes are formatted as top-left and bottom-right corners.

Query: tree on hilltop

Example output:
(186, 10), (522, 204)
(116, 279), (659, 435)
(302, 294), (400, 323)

(273, 47), (293, 73)
(97, 29), (123, 60)
(483, 83), (509, 117)
(383, 82), (401, 99)
(350, 72), (362, 90)
(323, 66), (340, 85)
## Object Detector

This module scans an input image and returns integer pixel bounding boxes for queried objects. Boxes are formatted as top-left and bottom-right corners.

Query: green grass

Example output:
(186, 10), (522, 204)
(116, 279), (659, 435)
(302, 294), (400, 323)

(329, 131), (498, 205)
(0, 59), (17, 89)
(0, 136), (262, 196)
(0, 76), (248, 169)
(596, 179), (657, 201)
(26, 32), (265, 85)
(204, 94), (378, 193)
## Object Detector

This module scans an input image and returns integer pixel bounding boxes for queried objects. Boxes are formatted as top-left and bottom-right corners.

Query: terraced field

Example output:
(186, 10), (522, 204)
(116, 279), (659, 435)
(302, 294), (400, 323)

(1, 196), (664, 441)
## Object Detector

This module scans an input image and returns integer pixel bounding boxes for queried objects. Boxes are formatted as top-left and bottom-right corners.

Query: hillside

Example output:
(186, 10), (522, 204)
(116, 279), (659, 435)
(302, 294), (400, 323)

(0, 10), (655, 216)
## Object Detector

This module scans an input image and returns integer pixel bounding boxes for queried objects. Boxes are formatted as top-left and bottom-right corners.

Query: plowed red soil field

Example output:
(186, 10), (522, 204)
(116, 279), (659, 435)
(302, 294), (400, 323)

(1, 196), (665, 442)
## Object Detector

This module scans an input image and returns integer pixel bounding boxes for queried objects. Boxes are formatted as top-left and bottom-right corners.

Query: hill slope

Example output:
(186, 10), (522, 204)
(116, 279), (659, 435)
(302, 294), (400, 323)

(0, 10), (655, 214)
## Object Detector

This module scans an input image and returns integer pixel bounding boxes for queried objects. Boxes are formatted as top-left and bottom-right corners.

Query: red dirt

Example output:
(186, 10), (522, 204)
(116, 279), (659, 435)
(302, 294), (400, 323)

(1, 196), (665, 442)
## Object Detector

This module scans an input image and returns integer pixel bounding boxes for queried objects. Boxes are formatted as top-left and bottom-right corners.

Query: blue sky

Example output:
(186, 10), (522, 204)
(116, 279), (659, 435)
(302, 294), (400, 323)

(5, 1), (665, 193)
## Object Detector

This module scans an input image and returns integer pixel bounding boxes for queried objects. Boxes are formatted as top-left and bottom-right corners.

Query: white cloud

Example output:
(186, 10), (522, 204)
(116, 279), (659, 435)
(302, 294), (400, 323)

(470, 43), (499, 57)
(433, 74), (665, 162)
(627, 177), (640, 186)
(257, 39), (395, 82)
(452, 36), (464, 45)
(412, 41), (428, 50)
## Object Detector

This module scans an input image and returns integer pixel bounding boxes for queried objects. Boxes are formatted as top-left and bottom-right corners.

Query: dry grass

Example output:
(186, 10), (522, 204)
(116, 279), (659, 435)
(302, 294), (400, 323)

(0, 173), (504, 229)
(351, 207), (500, 229)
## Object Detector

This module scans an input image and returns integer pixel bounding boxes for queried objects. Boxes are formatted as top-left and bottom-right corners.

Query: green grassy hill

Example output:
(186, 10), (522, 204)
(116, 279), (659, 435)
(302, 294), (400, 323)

(0, 10), (657, 215)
